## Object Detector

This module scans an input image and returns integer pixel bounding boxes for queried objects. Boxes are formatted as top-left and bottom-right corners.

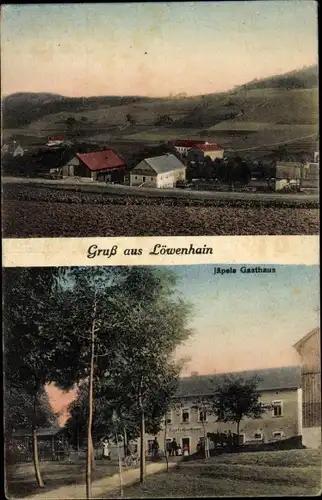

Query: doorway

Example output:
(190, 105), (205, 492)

(181, 437), (190, 454)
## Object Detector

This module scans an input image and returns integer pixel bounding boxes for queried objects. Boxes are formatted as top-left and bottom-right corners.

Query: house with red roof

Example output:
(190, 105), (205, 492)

(187, 142), (224, 163)
(173, 140), (206, 156)
(62, 148), (126, 182)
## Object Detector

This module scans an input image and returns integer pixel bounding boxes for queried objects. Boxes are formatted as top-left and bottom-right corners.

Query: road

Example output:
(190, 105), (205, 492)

(2, 176), (319, 204)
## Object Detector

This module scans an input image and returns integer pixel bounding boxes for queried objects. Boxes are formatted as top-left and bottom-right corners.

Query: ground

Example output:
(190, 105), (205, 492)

(103, 449), (321, 498)
(6, 449), (321, 499)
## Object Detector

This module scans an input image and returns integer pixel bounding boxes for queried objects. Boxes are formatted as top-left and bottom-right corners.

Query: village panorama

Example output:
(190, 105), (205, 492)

(2, 64), (319, 237)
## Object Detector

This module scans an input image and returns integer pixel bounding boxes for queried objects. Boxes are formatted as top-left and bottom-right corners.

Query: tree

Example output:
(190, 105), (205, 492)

(210, 376), (267, 446)
(3, 267), (81, 488)
(101, 267), (193, 483)
(126, 113), (136, 126)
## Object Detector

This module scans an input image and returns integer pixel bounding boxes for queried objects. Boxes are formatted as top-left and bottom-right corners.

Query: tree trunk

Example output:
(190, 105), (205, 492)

(164, 419), (169, 472)
(90, 434), (96, 471)
(116, 432), (123, 497)
(139, 403), (145, 483)
(32, 389), (44, 488)
(123, 427), (128, 457)
(86, 303), (96, 500)
(236, 421), (240, 449)
(202, 420), (209, 460)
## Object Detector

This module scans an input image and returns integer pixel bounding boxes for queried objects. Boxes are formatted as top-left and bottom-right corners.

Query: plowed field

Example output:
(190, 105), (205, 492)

(3, 199), (319, 237)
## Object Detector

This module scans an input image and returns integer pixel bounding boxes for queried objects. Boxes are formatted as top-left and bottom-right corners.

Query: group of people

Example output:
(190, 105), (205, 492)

(168, 438), (189, 457)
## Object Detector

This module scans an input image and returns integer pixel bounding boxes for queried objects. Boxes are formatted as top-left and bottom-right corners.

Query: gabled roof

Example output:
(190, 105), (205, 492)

(140, 154), (186, 175)
(293, 327), (320, 351)
(194, 143), (223, 152)
(175, 366), (301, 399)
(76, 150), (125, 172)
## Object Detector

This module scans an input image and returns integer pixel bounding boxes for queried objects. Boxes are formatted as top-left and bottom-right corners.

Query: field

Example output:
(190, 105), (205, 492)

(3, 67), (318, 161)
(103, 449), (322, 498)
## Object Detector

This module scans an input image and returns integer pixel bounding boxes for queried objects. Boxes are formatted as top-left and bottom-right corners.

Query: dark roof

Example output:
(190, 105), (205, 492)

(139, 154), (186, 175)
(175, 366), (301, 399)
(12, 427), (64, 438)
(174, 140), (205, 148)
(77, 150), (125, 172)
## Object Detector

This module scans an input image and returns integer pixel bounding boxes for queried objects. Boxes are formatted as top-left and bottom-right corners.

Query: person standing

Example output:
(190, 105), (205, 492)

(171, 438), (178, 457)
(102, 438), (110, 460)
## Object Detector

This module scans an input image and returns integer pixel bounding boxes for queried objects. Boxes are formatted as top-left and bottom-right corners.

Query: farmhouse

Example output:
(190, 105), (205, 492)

(143, 366), (302, 456)
(130, 153), (186, 188)
(47, 136), (65, 147)
(62, 149), (126, 182)
(1, 142), (24, 157)
(187, 143), (224, 163)
(294, 328), (321, 449)
(173, 140), (206, 156)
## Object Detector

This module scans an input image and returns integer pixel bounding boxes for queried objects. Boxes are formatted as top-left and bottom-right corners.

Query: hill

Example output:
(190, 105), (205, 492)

(2, 65), (318, 157)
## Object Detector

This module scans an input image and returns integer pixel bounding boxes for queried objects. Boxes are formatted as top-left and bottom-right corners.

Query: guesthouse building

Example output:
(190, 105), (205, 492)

(130, 153), (186, 188)
(143, 366), (302, 456)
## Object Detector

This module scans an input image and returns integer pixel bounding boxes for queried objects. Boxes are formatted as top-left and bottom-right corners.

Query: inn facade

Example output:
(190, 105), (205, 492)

(142, 366), (302, 456)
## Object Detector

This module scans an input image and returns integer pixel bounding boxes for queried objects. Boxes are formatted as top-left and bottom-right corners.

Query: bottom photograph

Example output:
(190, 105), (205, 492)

(3, 264), (321, 499)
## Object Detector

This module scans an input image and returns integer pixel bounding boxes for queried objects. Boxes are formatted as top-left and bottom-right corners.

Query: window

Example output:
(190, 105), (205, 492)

(272, 431), (283, 439)
(272, 401), (283, 417)
(253, 432), (263, 440)
(165, 438), (172, 453)
(181, 408), (190, 423)
(134, 176), (137, 180)
(165, 410), (172, 425)
(198, 409), (207, 422)
(150, 177), (154, 181)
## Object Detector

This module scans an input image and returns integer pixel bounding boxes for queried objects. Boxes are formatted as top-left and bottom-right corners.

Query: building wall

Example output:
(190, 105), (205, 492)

(130, 166), (186, 188)
(142, 388), (299, 455)
(205, 150), (224, 161)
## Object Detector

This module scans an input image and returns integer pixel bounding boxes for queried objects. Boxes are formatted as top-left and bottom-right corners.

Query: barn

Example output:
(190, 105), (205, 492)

(62, 149), (126, 182)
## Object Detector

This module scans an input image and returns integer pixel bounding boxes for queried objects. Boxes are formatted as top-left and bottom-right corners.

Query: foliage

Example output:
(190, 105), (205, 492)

(5, 384), (58, 435)
(210, 376), (267, 437)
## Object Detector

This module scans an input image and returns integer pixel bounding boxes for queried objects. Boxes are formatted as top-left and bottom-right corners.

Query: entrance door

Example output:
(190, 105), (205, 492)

(142, 176), (146, 183)
(181, 437), (190, 455)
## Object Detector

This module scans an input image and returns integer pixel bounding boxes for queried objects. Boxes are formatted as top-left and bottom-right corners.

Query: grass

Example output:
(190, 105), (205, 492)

(6, 461), (119, 499)
(102, 449), (322, 498)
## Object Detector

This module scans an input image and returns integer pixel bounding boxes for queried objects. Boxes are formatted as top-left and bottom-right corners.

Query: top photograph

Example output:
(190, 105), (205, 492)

(1, 1), (319, 238)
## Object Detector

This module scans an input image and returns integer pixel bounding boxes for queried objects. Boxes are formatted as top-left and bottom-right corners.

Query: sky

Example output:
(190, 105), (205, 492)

(1, 2), (318, 97)
(47, 263), (319, 424)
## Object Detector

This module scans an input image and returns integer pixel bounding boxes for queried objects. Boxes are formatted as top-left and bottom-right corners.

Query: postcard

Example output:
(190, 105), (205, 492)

(1, 2), (320, 500)
(1, 2), (319, 238)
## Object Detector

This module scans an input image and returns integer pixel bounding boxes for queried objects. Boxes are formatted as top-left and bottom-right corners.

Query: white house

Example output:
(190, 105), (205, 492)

(130, 154), (186, 188)
(173, 140), (206, 156)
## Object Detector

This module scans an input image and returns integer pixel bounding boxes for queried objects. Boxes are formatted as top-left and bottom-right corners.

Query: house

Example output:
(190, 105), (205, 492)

(187, 143), (224, 163)
(173, 140), (207, 156)
(130, 154), (186, 188)
(313, 151), (319, 163)
(1, 142), (24, 157)
(273, 162), (303, 191)
(62, 149), (126, 182)
(47, 136), (65, 147)
(142, 366), (302, 456)
(294, 328), (321, 449)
